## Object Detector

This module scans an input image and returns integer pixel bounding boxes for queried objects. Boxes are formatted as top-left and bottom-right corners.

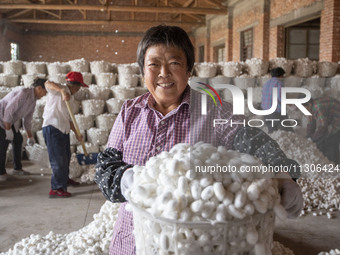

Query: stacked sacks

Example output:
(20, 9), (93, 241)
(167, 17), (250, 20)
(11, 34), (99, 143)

(47, 62), (69, 76)
(194, 62), (218, 78)
(245, 58), (269, 77)
(117, 63), (139, 88)
(221, 61), (243, 77)
(293, 58), (315, 77)
(95, 73), (117, 87)
(88, 85), (112, 100)
(317, 61), (338, 78)
(269, 58), (294, 76)
(0, 60), (22, 88)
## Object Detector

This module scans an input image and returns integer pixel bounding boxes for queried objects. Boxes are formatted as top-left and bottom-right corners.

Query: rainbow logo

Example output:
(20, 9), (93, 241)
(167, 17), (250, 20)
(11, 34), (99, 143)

(197, 82), (222, 106)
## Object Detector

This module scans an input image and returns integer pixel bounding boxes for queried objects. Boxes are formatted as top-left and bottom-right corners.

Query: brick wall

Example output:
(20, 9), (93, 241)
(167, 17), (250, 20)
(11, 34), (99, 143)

(19, 34), (142, 63)
(320, 0), (340, 61)
(233, 1), (264, 61)
(270, 0), (323, 19)
(0, 24), (22, 61)
(269, 26), (285, 59)
(1, 0), (339, 64)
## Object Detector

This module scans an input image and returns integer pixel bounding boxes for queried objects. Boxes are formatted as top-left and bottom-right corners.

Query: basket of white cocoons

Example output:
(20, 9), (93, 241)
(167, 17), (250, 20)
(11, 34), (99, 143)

(125, 142), (287, 255)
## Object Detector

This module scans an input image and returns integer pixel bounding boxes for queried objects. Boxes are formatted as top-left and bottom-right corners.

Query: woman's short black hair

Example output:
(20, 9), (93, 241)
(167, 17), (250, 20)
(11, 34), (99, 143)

(137, 25), (195, 76)
(270, 67), (285, 77)
(32, 78), (47, 89)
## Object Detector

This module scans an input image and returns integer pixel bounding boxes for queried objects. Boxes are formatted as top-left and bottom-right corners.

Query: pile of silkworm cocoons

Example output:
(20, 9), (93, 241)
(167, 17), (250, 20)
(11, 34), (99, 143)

(126, 142), (287, 255)
(1, 201), (120, 255)
(0, 201), (323, 255)
(318, 249), (340, 255)
(269, 130), (340, 218)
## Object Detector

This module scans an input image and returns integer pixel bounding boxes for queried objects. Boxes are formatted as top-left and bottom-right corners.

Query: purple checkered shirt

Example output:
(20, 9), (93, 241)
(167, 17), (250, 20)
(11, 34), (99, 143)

(0, 87), (36, 131)
(107, 86), (243, 255)
(261, 77), (282, 113)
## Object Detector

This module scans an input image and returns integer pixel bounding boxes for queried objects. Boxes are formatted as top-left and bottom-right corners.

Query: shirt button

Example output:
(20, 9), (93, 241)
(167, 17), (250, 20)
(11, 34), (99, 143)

(160, 121), (164, 125)
(156, 146), (161, 151)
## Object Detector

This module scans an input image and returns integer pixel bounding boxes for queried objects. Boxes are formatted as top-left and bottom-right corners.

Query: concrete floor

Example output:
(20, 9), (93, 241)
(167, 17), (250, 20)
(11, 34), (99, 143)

(0, 160), (339, 255)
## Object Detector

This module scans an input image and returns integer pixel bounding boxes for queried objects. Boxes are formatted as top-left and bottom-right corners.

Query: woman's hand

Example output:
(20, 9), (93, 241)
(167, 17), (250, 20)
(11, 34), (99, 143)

(61, 89), (71, 101)
(76, 134), (83, 142)
(277, 173), (304, 218)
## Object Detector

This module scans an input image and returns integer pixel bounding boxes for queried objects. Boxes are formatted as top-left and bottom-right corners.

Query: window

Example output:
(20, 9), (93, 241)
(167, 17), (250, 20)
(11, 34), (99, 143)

(285, 18), (320, 60)
(10, 43), (19, 60)
(198, 45), (204, 62)
(214, 44), (225, 62)
(240, 28), (253, 61)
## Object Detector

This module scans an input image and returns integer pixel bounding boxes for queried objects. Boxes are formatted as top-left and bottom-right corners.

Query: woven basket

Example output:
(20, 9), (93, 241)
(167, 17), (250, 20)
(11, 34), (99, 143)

(131, 202), (275, 255)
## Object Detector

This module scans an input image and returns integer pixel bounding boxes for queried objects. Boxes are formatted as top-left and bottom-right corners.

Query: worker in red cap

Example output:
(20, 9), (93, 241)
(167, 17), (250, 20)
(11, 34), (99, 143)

(42, 72), (88, 198)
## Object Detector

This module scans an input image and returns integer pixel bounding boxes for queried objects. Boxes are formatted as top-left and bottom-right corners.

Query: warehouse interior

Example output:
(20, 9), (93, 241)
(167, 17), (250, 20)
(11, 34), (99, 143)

(0, 0), (340, 254)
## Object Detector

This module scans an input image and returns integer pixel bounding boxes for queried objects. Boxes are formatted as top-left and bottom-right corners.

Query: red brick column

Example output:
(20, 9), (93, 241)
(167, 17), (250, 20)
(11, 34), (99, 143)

(320, 0), (340, 62)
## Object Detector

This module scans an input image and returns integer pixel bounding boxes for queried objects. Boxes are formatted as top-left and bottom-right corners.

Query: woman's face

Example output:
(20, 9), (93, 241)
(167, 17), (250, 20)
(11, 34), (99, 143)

(143, 44), (190, 111)
(35, 86), (47, 99)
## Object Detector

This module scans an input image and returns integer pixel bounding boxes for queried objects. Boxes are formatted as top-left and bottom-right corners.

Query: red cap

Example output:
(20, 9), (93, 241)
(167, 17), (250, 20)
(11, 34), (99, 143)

(65, 72), (89, 87)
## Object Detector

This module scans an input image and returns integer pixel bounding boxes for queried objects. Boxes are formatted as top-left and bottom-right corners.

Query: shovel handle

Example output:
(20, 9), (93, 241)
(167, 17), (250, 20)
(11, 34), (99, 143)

(65, 100), (88, 157)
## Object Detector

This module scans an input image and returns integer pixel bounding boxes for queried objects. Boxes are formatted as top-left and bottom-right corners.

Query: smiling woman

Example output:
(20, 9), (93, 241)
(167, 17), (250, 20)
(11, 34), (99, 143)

(94, 25), (303, 255)
(143, 45), (191, 115)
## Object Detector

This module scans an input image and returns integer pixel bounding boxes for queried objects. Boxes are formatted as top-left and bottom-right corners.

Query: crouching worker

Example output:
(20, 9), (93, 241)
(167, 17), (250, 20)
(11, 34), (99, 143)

(0, 78), (47, 181)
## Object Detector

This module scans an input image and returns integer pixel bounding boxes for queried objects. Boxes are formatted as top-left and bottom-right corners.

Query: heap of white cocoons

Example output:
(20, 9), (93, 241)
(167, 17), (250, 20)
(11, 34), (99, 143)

(126, 142), (288, 255)
(1, 201), (120, 255)
(127, 142), (284, 221)
(269, 130), (340, 218)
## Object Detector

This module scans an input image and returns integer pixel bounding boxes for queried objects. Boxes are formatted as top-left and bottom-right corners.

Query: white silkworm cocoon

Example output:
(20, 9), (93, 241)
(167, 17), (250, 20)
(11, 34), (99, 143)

(247, 183), (261, 201)
(222, 177), (232, 187)
(234, 190), (247, 209)
(169, 159), (179, 176)
(274, 203), (287, 220)
(200, 176), (213, 188)
(222, 191), (234, 207)
(178, 176), (188, 194)
(241, 181), (251, 192)
(190, 200), (204, 213)
(158, 191), (173, 205)
(229, 182), (241, 193)
(228, 204), (246, 219)
(201, 201), (215, 219)
(179, 209), (191, 221)
(158, 172), (171, 186)
(216, 204), (227, 221)
(185, 169), (196, 180)
(159, 233), (170, 251)
(190, 180), (201, 200)
(201, 185), (214, 200)
(267, 185), (277, 196)
(246, 225), (258, 245)
(146, 167), (157, 180)
(198, 233), (210, 243)
(213, 182), (225, 201)
(254, 199), (268, 214)
(244, 203), (255, 215)
(163, 200), (179, 219)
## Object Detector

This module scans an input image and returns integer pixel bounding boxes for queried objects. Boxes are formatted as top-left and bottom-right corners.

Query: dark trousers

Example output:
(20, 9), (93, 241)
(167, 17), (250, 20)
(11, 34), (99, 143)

(0, 126), (23, 175)
(43, 126), (71, 190)
(316, 131), (340, 165)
